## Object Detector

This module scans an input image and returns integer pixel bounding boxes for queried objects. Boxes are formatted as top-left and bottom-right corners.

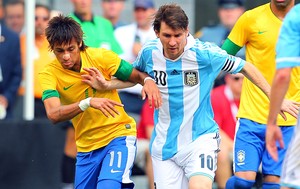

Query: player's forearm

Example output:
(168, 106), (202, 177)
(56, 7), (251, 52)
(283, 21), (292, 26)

(106, 78), (136, 90)
(44, 101), (82, 124)
(267, 70), (291, 125)
(240, 62), (271, 99)
(128, 69), (152, 86)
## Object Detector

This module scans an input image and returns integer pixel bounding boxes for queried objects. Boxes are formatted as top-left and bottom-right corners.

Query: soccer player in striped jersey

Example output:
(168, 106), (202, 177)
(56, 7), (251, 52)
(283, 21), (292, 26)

(221, 1), (299, 188)
(82, 4), (298, 189)
(266, 4), (300, 189)
(39, 15), (161, 189)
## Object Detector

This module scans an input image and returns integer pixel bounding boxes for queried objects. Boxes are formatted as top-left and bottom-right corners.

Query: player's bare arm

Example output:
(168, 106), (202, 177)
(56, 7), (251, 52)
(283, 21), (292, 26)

(43, 96), (124, 124)
(82, 67), (162, 109)
(240, 62), (300, 120)
(82, 67), (135, 90)
(266, 68), (294, 161)
(128, 69), (162, 108)
(240, 62), (271, 98)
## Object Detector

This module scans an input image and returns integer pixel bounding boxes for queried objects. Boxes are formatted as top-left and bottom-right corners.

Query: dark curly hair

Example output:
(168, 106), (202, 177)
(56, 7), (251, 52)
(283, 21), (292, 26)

(45, 14), (87, 51)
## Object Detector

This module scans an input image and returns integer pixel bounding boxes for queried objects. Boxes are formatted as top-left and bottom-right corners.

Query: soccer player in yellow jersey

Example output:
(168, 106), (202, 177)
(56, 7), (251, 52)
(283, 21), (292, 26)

(221, 1), (299, 189)
(39, 15), (161, 189)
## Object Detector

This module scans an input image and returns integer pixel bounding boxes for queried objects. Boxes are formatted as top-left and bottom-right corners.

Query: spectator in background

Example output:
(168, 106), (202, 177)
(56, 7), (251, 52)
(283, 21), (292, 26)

(211, 73), (243, 189)
(101, 0), (127, 29)
(3, 0), (24, 35)
(69, 0), (122, 53)
(135, 99), (154, 189)
(0, 0), (22, 120)
(15, 4), (54, 119)
(114, 0), (156, 119)
(195, 0), (245, 87)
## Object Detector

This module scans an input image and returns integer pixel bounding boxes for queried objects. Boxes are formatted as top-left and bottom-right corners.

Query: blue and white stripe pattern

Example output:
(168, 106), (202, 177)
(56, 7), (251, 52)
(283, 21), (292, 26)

(276, 5), (300, 69)
(133, 35), (245, 160)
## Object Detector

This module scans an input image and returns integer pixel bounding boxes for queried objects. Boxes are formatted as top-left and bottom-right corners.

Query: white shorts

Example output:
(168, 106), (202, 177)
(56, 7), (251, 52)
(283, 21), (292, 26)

(151, 132), (220, 189)
(281, 122), (300, 189)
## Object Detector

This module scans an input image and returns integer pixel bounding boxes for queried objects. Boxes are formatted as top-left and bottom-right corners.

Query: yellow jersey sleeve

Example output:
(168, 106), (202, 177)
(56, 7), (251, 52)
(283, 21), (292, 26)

(39, 61), (59, 101)
(228, 11), (251, 48)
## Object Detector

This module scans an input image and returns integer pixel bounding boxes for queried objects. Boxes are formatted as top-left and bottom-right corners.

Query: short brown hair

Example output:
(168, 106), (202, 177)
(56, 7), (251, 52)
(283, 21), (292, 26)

(153, 4), (189, 32)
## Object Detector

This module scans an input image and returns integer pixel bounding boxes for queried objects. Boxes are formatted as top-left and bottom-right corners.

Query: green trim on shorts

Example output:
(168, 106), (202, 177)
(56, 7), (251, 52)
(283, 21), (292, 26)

(42, 90), (60, 101)
(114, 59), (133, 81)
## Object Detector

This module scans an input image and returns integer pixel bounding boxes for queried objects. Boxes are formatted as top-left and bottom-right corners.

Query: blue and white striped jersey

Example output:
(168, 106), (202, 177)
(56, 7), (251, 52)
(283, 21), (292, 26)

(276, 4), (300, 69)
(133, 34), (245, 160)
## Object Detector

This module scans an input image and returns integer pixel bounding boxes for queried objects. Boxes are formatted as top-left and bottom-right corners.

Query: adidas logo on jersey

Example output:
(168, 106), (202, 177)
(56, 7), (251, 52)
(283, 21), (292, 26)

(171, 69), (180, 75)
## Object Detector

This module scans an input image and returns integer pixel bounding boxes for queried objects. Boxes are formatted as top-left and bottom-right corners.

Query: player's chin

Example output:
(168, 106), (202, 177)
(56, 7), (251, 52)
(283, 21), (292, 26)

(62, 62), (73, 69)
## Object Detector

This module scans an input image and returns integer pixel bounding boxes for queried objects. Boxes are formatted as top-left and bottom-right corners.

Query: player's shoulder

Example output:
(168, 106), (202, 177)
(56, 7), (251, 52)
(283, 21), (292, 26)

(195, 39), (222, 52)
(40, 58), (60, 74)
(142, 38), (160, 50)
(286, 4), (300, 20)
(244, 3), (270, 17)
(85, 47), (114, 58)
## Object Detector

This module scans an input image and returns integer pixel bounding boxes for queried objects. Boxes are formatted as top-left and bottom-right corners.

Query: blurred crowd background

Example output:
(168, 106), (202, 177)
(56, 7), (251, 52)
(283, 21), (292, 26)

(20, 0), (291, 34)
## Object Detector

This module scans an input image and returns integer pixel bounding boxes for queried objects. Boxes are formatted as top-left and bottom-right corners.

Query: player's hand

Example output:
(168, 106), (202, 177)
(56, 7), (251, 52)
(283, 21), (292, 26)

(266, 123), (284, 162)
(81, 67), (110, 90)
(82, 67), (110, 90)
(141, 79), (162, 109)
(90, 97), (123, 118)
(279, 99), (300, 120)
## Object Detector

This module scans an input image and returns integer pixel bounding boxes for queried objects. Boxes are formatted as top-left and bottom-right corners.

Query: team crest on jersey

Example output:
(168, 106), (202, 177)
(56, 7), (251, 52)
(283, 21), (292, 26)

(237, 150), (245, 163)
(184, 71), (198, 86)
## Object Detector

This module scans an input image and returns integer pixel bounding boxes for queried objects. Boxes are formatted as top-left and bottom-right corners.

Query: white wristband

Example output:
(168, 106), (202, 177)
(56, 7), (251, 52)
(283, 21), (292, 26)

(79, 97), (91, 111)
(144, 76), (155, 84)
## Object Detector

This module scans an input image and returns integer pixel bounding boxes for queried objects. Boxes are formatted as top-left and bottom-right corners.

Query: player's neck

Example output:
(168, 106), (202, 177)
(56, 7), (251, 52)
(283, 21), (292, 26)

(75, 11), (93, 22)
(270, 2), (294, 21)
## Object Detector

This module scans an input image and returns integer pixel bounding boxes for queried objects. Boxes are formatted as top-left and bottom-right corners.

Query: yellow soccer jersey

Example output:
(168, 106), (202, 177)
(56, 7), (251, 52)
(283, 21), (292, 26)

(39, 47), (136, 152)
(228, 3), (300, 125)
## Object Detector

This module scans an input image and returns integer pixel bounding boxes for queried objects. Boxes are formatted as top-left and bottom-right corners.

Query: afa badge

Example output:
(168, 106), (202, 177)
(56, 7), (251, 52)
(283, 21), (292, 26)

(184, 71), (198, 86)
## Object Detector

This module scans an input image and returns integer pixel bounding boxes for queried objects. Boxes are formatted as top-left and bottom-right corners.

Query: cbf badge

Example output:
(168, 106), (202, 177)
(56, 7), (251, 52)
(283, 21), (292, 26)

(184, 71), (198, 86)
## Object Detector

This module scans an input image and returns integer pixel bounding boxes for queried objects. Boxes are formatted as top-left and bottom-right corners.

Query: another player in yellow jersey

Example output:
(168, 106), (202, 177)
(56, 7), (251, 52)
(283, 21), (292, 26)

(39, 15), (161, 189)
(221, 1), (299, 189)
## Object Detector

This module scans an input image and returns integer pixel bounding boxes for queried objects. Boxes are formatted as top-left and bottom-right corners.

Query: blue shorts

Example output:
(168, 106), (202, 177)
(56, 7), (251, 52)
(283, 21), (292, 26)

(233, 118), (294, 176)
(75, 136), (136, 189)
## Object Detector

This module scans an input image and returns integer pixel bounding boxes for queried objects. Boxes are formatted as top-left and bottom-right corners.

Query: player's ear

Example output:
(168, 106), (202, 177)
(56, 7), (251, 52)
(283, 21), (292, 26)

(79, 42), (82, 48)
(155, 30), (159, 38)
(186, 28), (189, 37)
